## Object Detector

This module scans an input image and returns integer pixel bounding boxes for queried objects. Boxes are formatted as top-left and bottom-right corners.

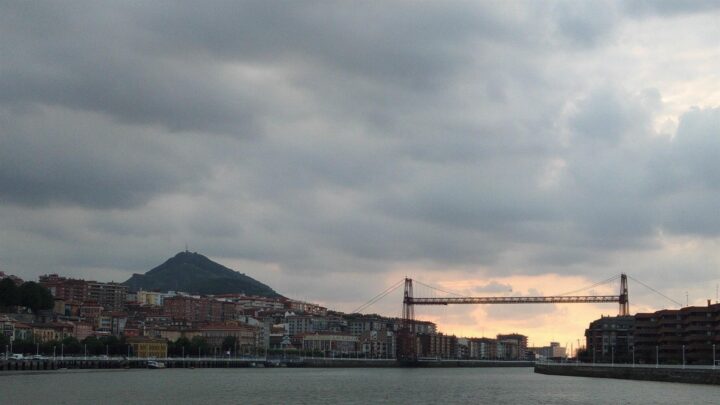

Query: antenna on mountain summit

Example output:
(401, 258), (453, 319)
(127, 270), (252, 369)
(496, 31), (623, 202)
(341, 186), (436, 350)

(185, 242), (189, 253)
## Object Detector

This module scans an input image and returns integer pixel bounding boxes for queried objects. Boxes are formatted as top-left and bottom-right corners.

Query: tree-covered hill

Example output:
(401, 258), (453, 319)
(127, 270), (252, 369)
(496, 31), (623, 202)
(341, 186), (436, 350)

(123, 251), (282, 297)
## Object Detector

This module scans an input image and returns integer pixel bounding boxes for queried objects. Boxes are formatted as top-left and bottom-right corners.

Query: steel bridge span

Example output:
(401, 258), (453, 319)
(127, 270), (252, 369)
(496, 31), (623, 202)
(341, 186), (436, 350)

(398, 274), (629, 361)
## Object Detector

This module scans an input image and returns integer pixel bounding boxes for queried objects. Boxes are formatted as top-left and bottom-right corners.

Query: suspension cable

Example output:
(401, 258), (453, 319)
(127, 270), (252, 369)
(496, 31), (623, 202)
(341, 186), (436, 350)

(627, 275), (682, 308)
(352, 279), (405, 314)
(413, 279), (465, 297)
(556, 274), (621, 296)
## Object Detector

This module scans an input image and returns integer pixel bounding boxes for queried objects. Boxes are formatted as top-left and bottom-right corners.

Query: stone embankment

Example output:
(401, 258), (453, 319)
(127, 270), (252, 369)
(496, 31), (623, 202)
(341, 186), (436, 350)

(1, 358), (533, 371)
(535, 363), (720, 385)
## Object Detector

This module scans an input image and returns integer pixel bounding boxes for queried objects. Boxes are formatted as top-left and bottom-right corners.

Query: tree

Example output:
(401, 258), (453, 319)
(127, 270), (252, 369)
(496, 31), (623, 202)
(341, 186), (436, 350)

(0, 278), (20, 307)
(17, 282), (54, 313)
(61, 337), (82, 355)
(189, 336), (209, 356)
(81, 336), (104, 355)
(222, 336), (237, 352)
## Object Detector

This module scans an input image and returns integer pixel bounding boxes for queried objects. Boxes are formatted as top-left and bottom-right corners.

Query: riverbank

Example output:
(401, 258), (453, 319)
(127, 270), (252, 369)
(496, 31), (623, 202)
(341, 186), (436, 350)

(535, 363), (720, 385)
(1, 358), (533, 371)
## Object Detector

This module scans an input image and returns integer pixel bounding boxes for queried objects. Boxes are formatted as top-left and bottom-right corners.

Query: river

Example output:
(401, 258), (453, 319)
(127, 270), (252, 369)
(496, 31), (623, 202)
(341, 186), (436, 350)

(1, 367), (718, 404)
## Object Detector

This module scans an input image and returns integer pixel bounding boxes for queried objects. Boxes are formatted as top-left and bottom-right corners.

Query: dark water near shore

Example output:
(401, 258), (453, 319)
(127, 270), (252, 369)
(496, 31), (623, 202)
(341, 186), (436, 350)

(1, 367), (719, 404)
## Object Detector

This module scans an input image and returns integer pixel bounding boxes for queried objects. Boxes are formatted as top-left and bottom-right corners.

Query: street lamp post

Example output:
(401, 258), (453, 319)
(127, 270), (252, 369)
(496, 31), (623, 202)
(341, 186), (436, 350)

(611, 345), (614, 367)
(656, 345), (659, 368)
(682, 345), (685, 369)
(61, 343), (64, 361)
(714, 344), (716, 370)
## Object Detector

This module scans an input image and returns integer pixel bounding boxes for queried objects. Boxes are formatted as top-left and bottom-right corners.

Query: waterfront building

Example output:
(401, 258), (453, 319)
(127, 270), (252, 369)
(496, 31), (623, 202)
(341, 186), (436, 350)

(359, 329), (396, 358)
(127, 336), (168, 358)
(585, 315), (634, 363)
(632, 302), (720, 365)
(497, 333), (528, 360)
(1, 316), (14, 342)
(529, 342), (567, 360)
(13, 323), (32, 341)
(197, 322), (260, 352)
(301, 332), (358, 355)
(32, 323), (74, 342)
(417, 333), (457, 359)
(468, 337), (498, 359)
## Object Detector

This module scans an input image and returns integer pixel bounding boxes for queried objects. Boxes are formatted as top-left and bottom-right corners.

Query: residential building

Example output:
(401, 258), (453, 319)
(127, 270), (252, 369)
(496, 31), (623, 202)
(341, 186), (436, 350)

(87, 281), (128, 312)
(127, 336), (168, 358)
(359, 329), (396, 358)
(497, 333), (528, 360)
(40, 274), (88, 303)
(163, 296), (224, 323)
(302, 332), (358, 355)
(631, 302), (720, 365)
(197, 322), (260, 352)
(417, 333), (457, 359)
(585, 315), (635, 363)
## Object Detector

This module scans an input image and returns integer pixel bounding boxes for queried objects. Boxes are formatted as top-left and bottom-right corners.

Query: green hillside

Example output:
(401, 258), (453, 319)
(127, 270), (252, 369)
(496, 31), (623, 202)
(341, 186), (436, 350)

(124, 251), (281, 297)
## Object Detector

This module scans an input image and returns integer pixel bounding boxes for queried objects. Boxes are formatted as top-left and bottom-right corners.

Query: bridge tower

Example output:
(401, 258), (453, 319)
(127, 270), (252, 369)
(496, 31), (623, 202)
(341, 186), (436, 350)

(619, 273), (629, 316)
(398, 278), (416, 361)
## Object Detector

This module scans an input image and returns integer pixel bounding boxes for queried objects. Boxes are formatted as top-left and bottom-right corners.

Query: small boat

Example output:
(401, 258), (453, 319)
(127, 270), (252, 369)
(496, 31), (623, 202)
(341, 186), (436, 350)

(147, 360), (166, 369)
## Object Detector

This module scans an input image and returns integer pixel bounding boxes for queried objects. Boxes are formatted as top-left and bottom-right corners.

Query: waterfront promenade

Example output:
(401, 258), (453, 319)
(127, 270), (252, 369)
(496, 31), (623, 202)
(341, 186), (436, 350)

(535, 362), (720, 385)
(1, 357), (533, 371)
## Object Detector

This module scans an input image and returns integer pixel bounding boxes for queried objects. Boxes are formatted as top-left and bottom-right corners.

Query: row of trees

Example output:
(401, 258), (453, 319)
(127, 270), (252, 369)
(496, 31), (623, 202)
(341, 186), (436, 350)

(2, 334), (234, 357)
(2, 335), (132, 356)
(0, 279), (54, 313)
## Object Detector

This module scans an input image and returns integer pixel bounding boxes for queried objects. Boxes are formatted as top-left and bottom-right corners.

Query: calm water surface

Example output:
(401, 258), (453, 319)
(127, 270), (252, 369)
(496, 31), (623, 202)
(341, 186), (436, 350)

(1, 367), (719, 404)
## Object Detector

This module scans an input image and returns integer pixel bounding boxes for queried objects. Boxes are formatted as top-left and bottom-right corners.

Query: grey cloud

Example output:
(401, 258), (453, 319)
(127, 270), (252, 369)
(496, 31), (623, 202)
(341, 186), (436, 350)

(475, 281), (513, 294)
(623, 0), (720, 16)
(1, 1), (719, 313)
(552, 1), (619, 47)
(568, 88), (652, 144)
(0, 107), (211, 208)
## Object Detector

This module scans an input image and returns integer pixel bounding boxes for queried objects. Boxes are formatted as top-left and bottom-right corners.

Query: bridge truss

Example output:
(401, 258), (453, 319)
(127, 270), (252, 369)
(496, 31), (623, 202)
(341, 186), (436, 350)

(398, 274), (629, 361)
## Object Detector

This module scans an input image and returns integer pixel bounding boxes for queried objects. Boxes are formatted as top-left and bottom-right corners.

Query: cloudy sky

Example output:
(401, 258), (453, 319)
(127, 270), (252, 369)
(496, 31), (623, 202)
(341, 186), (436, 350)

(2, 1), (720, 346)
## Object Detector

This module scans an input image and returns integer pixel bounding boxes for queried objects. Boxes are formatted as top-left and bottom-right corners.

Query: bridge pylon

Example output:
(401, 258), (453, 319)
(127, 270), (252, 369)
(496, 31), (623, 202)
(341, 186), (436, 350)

(619, 273), (629, 316)
(398, 278), (416, 361)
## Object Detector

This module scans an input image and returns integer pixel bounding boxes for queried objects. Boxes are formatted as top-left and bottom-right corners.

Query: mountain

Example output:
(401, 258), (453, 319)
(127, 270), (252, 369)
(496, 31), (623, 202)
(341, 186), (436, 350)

(124, 251), (282, 297)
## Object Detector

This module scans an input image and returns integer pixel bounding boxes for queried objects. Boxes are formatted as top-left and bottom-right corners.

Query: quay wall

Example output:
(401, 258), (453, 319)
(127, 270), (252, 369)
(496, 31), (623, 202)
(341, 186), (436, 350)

(1, 358), (532, 371)
(535, 363), (720, 385)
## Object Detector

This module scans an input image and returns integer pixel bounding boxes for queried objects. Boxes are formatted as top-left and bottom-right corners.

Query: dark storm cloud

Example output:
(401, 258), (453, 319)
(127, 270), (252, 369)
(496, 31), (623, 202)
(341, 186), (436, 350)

(0, 0), (719, 311)
(0, 107), (210, 208)
(0, 2), (263, 135)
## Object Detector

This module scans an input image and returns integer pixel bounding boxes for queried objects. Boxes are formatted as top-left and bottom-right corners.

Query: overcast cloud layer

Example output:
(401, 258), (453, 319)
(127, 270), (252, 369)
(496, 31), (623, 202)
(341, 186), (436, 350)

(2, 1), (720, 340)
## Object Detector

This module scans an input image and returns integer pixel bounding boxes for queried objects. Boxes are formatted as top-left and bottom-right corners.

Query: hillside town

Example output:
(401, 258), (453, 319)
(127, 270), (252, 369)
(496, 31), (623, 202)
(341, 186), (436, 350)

(0, 268), (545, 361)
